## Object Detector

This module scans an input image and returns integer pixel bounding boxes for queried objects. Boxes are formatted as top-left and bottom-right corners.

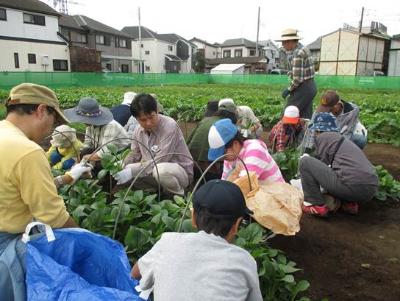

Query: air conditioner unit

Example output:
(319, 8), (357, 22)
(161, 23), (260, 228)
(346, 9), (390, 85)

(41, 55), (49, 66)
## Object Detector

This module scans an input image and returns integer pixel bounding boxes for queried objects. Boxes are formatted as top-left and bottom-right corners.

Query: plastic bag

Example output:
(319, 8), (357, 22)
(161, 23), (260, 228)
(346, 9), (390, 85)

(234, 174), (303, 235)
(24, 223), (145, 301)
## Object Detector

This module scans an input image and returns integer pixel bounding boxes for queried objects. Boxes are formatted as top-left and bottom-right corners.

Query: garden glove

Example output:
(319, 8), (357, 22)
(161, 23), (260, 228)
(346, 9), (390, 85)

(66, 162), (93, 183)
(281, 88), (290, 99)
(240, 128), (250, 138)
(113, 166), (134, 185)
(300, 153), (310, 159)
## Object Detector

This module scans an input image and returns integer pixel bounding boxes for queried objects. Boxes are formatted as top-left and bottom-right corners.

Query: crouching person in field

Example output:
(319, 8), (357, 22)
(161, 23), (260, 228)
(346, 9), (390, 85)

(64, 97), (130, 163)
(208, 118), (285, 185)
(114, 93), (193, 196)
(131, 179), (263, 301)
(300, 113), (378, 217)
(0, 83), (91, 301)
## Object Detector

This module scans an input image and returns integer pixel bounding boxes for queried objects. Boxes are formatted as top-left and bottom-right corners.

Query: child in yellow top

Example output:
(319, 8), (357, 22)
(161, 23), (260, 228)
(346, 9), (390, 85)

(46, 125), (83, 170)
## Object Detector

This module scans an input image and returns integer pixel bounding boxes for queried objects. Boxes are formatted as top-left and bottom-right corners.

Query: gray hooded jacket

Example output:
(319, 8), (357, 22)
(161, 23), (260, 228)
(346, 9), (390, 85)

(315, 132), (378, 186)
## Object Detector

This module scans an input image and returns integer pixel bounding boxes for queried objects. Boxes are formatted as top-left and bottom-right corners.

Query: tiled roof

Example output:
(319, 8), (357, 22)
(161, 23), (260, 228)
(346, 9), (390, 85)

(190, 37), (218, 48)
(221, 38), (261, 48)
(70, 15), (132, 38)
(307, 37), (321, 50)
(0, 0), (59, 16)
(121, 26), (158, 39)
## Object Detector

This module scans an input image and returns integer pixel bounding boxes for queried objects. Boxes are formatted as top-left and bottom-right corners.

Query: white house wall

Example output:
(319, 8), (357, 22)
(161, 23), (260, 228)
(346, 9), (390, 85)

(337, 62), (357, 75)
(192, 41), (218, 59)
(0, 40), (70, 71)
(132, 38), (194, 73)
(338, 31), (358, 61)
(388, 40), (400, 76)
(221, 46), (253, 57)
(320, 31), (340, 61)
(0, 7), (61, 42)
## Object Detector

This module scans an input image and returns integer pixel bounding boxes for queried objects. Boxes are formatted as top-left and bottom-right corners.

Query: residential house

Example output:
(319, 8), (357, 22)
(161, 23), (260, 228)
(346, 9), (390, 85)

(59, 15), (133, 72)
(259, 39), (280, 72)
(206, 38), (267, 74)
(0, 0), (70, 72)
(319, 28), (390, 76)
(307, 37), (321, 71)
(121, 26), (196, 73)
(388, 34), (400, 76)
(190, 37), (220, 59)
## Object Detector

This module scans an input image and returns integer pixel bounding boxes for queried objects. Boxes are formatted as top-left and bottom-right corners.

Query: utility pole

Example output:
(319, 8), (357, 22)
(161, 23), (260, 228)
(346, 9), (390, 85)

(256, 7), (260, 56)
(138, 7), (143, 73)
(359, 6), (364, 33)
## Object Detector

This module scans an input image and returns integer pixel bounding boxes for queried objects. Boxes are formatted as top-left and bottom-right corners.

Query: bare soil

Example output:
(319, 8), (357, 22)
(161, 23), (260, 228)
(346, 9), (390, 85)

(271, 143), (400, 301)
(181, 122), (400, 301)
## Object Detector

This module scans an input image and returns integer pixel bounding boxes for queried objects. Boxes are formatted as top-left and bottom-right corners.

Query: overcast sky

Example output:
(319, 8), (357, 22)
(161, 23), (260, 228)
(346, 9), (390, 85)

(46, 0), (400, 45)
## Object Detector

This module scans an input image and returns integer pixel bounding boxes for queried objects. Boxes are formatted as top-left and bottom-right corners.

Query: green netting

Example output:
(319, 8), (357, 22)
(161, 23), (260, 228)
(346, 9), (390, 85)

(0, 72), (399, 90)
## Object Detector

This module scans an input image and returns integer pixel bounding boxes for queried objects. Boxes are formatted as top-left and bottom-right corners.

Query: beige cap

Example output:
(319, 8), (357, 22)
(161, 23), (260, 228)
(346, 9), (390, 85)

(6, 83), (69, 124)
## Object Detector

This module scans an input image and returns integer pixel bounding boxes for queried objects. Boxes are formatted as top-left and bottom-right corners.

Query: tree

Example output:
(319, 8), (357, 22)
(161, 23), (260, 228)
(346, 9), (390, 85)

(193, 50), (206, 73)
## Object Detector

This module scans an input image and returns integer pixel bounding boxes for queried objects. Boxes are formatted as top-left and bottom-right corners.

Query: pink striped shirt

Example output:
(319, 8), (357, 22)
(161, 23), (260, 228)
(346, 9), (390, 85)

(222, 139), (285, 184)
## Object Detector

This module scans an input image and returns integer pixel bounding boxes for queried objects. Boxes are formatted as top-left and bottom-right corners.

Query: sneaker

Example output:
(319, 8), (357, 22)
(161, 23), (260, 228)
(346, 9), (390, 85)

(302, 203), (330, 217)
(341, 202), (359, 215)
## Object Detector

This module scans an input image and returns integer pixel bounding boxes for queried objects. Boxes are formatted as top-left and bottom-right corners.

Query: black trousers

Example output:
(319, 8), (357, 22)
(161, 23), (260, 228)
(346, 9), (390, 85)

(287, 78), (317, 119)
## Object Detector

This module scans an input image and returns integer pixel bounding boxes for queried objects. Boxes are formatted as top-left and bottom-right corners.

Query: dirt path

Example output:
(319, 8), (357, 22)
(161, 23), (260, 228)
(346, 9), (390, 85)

(182, 122), (400, 301)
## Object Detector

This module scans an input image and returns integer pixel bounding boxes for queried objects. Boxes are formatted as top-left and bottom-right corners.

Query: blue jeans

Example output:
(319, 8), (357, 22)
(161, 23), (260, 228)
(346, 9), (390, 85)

(351, 134), (367, 149)
(0, 232), (27, 301)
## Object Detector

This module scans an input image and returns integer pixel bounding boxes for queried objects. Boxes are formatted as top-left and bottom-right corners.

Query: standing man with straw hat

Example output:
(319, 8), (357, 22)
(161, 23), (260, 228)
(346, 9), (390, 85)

(276, 28), (317, 119)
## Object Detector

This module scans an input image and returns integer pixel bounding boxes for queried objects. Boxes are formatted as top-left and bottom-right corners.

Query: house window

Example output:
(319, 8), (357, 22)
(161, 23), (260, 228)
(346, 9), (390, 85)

(249, 49), (256, 56)
(96, 35), (105, 44)
(145, 50), (150, 55)
(28, 53), (36, 64)
(145, 66), (150, 71)
(119, 39), (127, 48)
(73, 33), (87, 43)
(53, 59), (68, 71)
(168, 45), (173, 51)
(223, 50), (231, 58)
(234, 49), (242, 58)
(60, 28), (69, 39)
(0, 8), (6, 21)
(212, 51), (216, 55)
(23, 13), (45, 26)
(14, 53), (19, 68)
(120, 64), (129, 73)
(105, 63), (112, 70)
(104, 36), (111, 46)
(141, 44), (143, 48)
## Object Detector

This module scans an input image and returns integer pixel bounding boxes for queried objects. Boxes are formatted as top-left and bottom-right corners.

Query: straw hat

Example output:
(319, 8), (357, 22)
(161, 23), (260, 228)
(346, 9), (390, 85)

(275, 28), (302, 41)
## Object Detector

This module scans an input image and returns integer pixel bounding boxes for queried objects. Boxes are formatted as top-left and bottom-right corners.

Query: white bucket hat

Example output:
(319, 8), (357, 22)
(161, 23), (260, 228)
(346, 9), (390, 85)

(275, 28), (302, 41)
(122, 91), (136, 105)
(50, 125), (77, 147)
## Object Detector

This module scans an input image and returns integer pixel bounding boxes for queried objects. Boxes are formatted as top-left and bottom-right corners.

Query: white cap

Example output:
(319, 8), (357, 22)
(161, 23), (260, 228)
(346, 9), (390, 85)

(218, 98), (235, 107)
(122, 91), (136, 105)
(282, 105), (300, 124)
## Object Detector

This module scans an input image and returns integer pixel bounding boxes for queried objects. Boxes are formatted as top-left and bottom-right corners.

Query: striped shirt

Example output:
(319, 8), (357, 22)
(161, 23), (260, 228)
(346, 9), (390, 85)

(222, 139), (285, 185)
(287, 43), (315, 91)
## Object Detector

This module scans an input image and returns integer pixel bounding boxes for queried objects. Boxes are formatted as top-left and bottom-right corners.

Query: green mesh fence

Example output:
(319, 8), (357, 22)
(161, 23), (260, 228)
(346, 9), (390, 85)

(0, 72), (399, 90)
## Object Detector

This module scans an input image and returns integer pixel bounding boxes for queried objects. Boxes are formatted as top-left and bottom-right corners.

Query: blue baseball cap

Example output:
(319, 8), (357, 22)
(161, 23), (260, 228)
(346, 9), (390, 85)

(208, 118), (238, 161)
(309, 112), (339, 132)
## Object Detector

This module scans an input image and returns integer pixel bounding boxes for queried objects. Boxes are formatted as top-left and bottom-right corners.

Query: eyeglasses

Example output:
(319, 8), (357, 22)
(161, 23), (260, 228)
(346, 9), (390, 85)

(46, 106), (61, 126)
